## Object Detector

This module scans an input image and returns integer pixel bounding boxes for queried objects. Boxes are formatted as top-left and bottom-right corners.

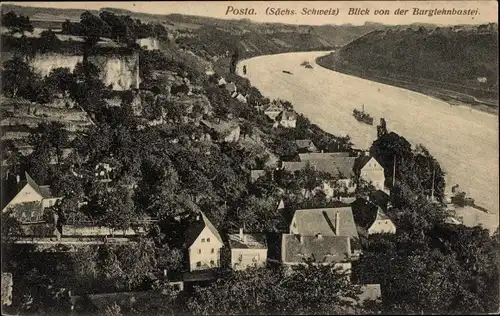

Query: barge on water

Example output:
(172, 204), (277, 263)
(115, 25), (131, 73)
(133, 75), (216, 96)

(353, 104), (374, 125)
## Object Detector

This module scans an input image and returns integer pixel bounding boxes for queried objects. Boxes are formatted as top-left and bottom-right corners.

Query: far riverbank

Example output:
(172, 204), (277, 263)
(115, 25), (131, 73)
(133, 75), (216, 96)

(316, 52), (498, 116)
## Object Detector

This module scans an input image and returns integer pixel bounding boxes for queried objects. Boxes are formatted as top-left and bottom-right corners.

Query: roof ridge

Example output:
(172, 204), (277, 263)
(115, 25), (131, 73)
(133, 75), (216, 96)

(200, 211), (223, 244)
(25, 172), (43, 196)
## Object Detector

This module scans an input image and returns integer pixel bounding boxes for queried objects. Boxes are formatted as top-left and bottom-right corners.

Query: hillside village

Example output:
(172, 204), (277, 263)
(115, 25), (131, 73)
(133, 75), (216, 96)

(1, 6), (499, 316)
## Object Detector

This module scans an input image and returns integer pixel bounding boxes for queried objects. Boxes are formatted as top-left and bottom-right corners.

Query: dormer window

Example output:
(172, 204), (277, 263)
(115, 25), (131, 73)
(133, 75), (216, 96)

(201, 238), (205, 242)
(207, 238), (210, 242)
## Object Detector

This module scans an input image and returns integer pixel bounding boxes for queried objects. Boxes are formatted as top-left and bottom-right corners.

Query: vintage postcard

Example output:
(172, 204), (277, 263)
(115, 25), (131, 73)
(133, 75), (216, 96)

(1, 1), (498, 315)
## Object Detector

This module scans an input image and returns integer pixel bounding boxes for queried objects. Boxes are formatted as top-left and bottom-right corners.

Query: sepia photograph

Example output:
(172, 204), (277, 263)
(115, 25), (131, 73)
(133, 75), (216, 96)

(0, 1), (498, 315)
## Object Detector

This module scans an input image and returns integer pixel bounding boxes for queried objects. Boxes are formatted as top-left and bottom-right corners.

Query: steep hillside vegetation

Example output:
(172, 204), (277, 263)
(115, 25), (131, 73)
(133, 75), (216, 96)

(317, 25), (499, 108)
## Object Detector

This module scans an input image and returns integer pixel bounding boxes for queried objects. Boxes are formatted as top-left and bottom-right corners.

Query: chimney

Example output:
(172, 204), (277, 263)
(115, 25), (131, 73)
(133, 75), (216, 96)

(16, 174), (20, 184)
(316, 233), (323, 240)
(298, 234), (304, 244)
(163, 269), (168, 277)
(239, 227), (244, 240)
(335, 212), (340, 236)
(346, 237), (352, 258)
(196, 214), (200, 221)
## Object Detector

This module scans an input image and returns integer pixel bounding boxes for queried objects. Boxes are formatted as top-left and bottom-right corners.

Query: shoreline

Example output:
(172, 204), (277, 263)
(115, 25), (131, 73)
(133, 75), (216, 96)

(238, 51), (498, 233)
(315, 53), (499, 116)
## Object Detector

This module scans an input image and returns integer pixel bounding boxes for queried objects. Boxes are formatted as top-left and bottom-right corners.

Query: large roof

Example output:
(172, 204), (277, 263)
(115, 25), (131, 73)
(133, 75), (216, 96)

(295, 154), (358, 178)
(228, 233), (267, 249)
(291, 207), (359, 240)
(185, 212), (223, 248)
(295, 139), (316, 150)
(298, 152), (351, 160)
(282, 234), (351, 264)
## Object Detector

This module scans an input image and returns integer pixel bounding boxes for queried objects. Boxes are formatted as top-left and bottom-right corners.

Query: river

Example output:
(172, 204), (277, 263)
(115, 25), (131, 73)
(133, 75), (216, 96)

(238, 51), (499, 233)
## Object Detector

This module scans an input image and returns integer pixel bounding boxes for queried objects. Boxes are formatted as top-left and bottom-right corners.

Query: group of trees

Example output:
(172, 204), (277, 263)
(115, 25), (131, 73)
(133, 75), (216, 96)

(62, 11), (168, 45)
(1, 11), (33, 35)
(186, 262), (376, 315)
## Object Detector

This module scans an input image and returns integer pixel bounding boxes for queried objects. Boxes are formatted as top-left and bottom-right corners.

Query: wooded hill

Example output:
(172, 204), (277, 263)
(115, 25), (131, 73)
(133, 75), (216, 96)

(317, 25), (499, 106)
(1, 4), (443, 59)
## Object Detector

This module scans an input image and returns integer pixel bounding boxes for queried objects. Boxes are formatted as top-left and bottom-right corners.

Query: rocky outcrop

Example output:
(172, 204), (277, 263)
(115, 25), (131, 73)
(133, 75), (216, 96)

(28, 53), (140, 91)
(136, 37), (160, 51)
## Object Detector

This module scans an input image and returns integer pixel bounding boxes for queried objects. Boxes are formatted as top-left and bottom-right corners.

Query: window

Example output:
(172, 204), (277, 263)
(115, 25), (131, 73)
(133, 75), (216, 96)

(201, 238), (205, 242)
(210, 260), (215, 266)
(211, 248), (215, 254)
(207, 238), (210, 242)
(196, 261), (201, 267)
(173, 284), (180, 291)
(198, 249), (201, 254)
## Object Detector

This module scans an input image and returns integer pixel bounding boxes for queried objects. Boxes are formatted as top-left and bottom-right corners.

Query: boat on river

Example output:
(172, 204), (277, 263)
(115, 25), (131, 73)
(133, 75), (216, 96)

(353, 104), (374, 125)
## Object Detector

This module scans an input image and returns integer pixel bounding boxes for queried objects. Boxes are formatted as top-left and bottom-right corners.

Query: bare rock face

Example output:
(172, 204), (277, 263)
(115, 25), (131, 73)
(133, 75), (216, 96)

(29, 53), (140, 91)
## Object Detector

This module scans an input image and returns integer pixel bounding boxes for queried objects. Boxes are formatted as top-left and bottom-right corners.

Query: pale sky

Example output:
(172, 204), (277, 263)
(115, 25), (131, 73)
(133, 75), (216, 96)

(3, 1), (498, 26)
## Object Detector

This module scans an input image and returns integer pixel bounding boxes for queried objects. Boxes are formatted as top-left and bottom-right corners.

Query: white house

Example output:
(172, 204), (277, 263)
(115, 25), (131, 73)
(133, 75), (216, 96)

(228, 228), (267, 270)
(355, 155), (386, 191)
(263, 102), (284, 121)
(277, 110), (297, 128)
(2, 173), (61, 222)
(186, 212), (224, 271)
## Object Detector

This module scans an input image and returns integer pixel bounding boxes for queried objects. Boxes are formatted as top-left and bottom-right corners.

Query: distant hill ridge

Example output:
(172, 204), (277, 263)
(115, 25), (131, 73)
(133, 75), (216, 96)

(317, 25), (498, 108)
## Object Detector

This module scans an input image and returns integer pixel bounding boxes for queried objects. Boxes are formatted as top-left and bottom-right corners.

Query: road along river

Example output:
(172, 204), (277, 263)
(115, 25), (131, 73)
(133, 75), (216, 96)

(238, 51), (499, 233)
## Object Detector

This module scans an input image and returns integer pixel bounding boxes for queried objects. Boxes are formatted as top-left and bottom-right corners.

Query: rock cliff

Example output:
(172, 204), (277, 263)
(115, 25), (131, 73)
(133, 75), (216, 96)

(29, 53), (140, 91)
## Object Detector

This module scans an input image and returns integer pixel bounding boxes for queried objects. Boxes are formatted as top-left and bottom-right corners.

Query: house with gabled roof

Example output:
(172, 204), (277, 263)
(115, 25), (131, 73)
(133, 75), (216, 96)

(185, 212), (224, 271)
(283, 152), (386, 194)
(276, 110), (297, 128)
(295, 139), (318, 153)
(228, 228), (267, 270)
(263, 101), (284, 121)
(289, 207), (361, 256)
(351, 198), (396, 236)
(2, 172), (61, 222)
(281, 234), (352, 273)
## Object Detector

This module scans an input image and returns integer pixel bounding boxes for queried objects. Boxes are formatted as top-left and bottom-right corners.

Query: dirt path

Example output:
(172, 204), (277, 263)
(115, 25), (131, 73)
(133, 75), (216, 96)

(239, 51), (499, 233)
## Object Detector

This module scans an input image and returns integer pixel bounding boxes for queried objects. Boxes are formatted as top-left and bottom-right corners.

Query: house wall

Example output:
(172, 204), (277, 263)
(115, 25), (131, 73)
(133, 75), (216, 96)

(224, 126), (241, 143)
(42, 197), (62, 209)
(189, 227), (223, 271)
(61, 225), (144, 237)
(283, 262), (352, 277)
(368, 220), (396, 235)
(231, 248), (267, 270)
(280, 119), (296, 128)
(360, 159), (385, 190)
(322, 180), (356, 198)
(3, 184), (43, 212)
